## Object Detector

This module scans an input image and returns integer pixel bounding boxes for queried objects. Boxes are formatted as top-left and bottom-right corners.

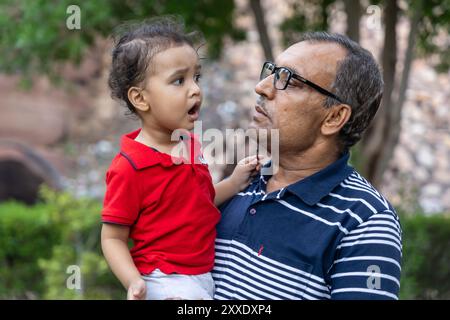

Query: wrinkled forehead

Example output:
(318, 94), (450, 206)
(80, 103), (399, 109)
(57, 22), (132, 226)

(275, 41), (347, 80)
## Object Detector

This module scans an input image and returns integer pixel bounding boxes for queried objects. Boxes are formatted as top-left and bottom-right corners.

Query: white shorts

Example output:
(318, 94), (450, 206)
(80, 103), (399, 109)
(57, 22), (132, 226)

(142, 268), (215, 300)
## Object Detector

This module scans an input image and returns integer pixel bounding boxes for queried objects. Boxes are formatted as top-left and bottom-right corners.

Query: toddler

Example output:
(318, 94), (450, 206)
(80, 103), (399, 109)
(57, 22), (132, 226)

(101, 17), (260, 300)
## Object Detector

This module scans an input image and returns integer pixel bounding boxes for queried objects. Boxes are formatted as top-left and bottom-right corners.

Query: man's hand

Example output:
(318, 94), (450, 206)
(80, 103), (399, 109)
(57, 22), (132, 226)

(127, 278), (147, 300)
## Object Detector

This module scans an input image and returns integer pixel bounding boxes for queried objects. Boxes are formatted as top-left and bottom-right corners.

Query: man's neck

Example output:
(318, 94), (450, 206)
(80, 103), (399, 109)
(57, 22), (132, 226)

(266, 145), (340, 193)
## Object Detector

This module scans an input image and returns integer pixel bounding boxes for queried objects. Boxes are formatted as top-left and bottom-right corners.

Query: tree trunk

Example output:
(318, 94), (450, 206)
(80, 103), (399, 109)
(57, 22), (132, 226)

(361, 0), (399, 187)
(373, 0), (423, 182)
(344, 0), (362, 43)
(249, 0), (274, 61)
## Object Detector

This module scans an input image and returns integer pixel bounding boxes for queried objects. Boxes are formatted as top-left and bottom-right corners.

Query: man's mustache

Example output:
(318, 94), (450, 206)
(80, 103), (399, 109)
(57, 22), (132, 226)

(256, 96), (268, 115)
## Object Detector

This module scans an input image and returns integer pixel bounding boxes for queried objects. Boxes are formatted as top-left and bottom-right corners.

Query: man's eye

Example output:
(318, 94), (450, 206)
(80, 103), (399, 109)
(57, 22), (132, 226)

(287, 81), (296, 88)
(288, 79), (303, 89)
(194, 73), (202, 82)
(173, 77), (184, 85)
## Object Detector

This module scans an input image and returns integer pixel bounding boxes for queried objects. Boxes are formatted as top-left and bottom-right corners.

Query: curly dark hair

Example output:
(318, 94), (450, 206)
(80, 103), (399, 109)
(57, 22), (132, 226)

(108, 16), (202, 115)
(300, 32), (384, 152)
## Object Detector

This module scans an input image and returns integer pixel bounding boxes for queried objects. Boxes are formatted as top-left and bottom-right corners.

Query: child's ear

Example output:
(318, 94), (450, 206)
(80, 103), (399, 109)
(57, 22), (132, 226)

(321, 104), (352, 136)
(128, 86), (150, 112)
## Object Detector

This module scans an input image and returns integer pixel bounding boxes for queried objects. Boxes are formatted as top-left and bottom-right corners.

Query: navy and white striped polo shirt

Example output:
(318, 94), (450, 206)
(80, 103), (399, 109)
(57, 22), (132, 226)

(212, 152), (402, 300)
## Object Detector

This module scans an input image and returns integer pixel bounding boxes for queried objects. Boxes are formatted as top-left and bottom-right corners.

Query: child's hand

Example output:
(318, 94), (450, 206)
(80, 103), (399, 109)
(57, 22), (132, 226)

(229, 155), (262, 192)
(127, 278), (147, 300)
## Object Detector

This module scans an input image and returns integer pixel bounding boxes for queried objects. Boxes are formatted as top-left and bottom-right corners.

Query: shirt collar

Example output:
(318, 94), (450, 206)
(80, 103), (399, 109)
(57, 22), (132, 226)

(288, 152), (353, 205)
(120, 129), (198, 170)
(260, 152), (353, 206)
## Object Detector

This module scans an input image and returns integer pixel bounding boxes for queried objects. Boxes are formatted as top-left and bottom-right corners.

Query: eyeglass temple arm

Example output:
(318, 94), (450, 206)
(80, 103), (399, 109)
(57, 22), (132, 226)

(293, 74), (343, 103)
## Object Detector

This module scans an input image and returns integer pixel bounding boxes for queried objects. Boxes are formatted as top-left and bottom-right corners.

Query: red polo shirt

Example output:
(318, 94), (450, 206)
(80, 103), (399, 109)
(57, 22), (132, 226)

(101, 129), (220, 276)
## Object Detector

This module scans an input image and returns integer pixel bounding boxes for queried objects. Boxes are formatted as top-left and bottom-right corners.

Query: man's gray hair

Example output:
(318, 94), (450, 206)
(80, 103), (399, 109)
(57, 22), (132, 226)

(300, 32), (383, 151)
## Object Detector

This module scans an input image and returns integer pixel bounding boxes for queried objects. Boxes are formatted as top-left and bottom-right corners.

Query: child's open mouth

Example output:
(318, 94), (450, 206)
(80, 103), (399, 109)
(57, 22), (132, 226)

(187, 101), (201, 121)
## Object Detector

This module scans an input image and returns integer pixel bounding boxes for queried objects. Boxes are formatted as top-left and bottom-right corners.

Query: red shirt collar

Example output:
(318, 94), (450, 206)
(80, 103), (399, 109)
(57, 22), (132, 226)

(120, 129), (201, 170)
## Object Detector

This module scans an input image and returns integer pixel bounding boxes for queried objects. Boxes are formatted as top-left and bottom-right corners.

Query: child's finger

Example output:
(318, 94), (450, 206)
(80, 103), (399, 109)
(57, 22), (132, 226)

(242, 159), (258, 168)
(128, 280), (146, 300)
(134, 287), (144, 297)
(239, 155), (257, 165)
(257, 156), (269, 166)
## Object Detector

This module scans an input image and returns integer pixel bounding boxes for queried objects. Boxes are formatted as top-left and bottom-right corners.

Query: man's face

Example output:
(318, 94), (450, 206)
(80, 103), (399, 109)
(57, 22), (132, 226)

(250, 41), (347, 154)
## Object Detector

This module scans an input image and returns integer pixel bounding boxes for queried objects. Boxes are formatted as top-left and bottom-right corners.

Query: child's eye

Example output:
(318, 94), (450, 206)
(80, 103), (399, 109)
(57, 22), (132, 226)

(194, 73), (202, 82)
(173, 77), (184, 85)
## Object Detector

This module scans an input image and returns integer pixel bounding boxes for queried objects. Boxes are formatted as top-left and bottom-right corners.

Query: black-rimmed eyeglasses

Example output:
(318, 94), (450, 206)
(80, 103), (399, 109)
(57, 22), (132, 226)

(259, 61), (344, 103)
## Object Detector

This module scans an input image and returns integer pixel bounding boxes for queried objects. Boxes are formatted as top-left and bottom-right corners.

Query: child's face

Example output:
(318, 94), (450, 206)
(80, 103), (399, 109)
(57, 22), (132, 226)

(141, 44), (202, 132)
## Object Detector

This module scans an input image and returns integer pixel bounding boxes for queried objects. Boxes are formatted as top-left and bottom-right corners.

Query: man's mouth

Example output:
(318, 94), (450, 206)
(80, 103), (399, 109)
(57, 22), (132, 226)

(254, 104), (269, 118)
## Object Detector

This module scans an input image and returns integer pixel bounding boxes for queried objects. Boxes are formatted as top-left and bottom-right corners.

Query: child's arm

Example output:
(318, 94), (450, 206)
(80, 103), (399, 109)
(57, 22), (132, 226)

(214, 155), (261, 207)
(101, 223), (146, 300)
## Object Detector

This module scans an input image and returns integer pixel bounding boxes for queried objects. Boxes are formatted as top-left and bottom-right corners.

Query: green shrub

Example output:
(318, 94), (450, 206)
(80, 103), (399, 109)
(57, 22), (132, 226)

(0, 187), (123, 299)
(399, 211), (450, 299)
(0, 201), (58, 298)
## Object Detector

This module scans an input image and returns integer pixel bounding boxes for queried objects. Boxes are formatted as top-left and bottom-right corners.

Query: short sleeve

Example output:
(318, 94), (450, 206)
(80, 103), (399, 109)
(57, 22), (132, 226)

(328, 210), (402, 300)
(101, 165), (141, 226)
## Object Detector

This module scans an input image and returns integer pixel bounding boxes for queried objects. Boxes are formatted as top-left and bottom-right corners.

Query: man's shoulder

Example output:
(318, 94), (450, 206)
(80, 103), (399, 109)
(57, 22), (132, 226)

(327, 169), (398, 223)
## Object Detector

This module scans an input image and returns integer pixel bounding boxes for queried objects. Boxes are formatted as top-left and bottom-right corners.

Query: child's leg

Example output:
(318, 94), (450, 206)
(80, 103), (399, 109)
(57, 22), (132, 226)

(142, 269), (215, 300)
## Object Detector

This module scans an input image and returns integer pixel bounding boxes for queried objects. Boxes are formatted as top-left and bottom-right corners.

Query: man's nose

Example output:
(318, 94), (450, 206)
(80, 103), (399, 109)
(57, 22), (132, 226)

(255, 75), (275, 99)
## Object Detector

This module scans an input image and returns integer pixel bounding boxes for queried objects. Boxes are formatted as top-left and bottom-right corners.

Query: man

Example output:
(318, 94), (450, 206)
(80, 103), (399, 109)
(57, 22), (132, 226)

(212, 32), (402, 300)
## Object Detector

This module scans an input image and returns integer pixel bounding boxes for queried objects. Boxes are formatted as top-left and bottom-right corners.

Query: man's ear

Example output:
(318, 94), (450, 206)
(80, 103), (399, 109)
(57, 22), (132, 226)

(321, 104), (352, 136)
(128, 86), (150, 112)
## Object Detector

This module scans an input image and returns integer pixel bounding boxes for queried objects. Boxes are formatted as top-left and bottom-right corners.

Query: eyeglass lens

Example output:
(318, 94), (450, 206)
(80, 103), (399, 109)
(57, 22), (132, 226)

(260, 63), (292, 90)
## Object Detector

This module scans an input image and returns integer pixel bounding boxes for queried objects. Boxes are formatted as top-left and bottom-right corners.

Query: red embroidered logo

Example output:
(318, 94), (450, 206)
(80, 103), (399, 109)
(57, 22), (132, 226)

(258, 245), (264, 256)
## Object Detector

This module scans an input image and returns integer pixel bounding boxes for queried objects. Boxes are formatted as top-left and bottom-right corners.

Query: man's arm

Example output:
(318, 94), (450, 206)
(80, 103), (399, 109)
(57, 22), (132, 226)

(328, 210), (402, 300)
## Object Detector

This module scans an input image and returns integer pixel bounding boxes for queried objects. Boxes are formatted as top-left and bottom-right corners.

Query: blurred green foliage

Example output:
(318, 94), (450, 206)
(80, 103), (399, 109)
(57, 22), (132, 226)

(0, 200), (57, 298)
(0, 0), (245, 79)
(414, 0), (450, 72)
(1, 0), (448, 79)
(399, 211), (450, 299)
(0, 186), (449, 299)
(279, 0), (335, 46)
(348, 143), (365, 175)
(1, 0), (447, 83)
(0, 186), (123, 300)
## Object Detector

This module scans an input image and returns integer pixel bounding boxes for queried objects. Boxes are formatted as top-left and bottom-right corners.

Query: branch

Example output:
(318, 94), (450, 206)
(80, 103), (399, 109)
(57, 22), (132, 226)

(249, 0), (274, 61)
